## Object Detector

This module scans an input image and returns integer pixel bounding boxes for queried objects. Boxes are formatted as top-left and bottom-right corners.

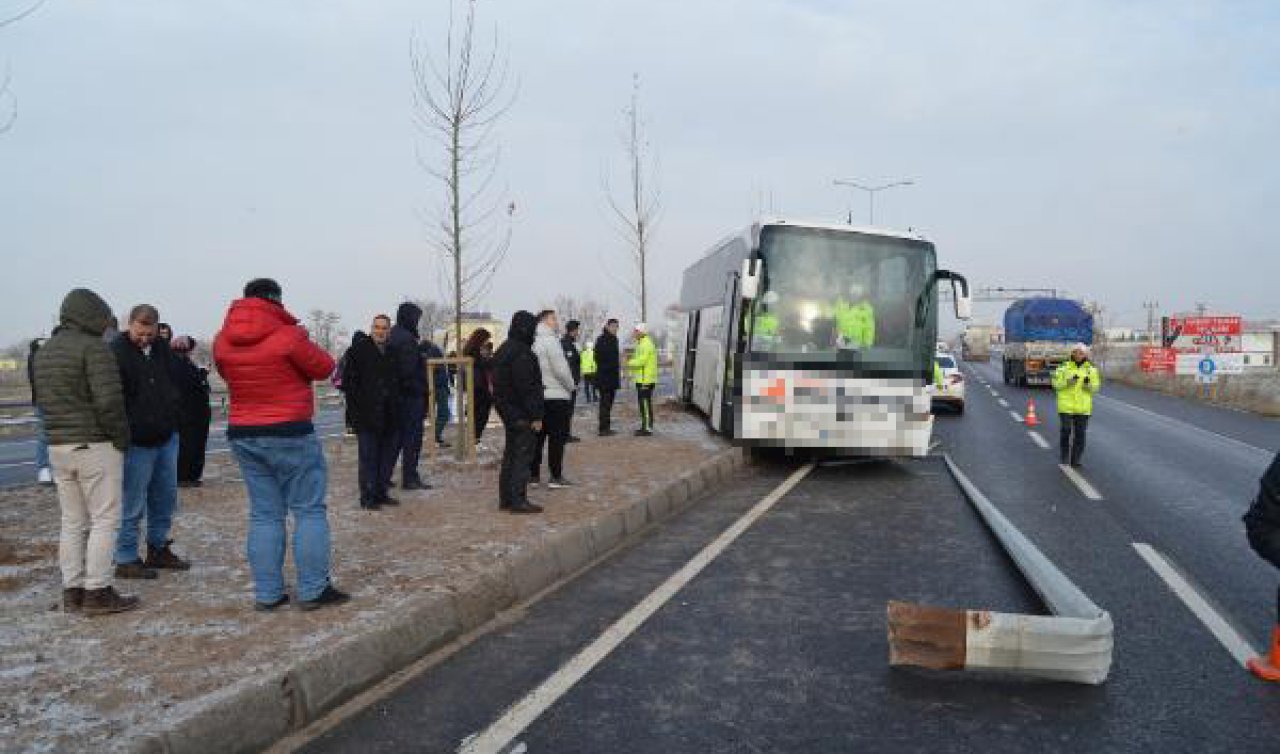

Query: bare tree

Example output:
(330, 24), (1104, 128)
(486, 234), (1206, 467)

(603, 73), (661, 323)
(411, 0), (516, 353)
(547, 295), (610, 338)
(307, 310), (345, 355)
(402, 297), (451, 344)
(0, 0), (44, 134)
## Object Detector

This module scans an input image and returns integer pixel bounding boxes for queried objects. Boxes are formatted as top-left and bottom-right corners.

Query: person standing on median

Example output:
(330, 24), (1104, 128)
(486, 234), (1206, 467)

(389, 303), (431, 490)
(462, 328), (495, 443)
(561, 319), (583, 443)
(169, 336), (212, 488)
(1050, 343), (1101, 468)
(493, 311), (544, 514)
(593, 319), (621, 436)
(213, 278), (349, 611)
(111, 304), (190, 579)
(341, 315), (402, 511)
(530, 310), (577, 488)
(627, 322), (659, 437)
(1244, 452), (1280, 682)
(34, 288), (138, 615)
(581, 341), (597, 404)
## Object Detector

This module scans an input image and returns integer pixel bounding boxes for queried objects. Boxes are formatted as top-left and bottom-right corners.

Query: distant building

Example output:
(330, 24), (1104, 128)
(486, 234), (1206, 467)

(432, 312), (505, 353)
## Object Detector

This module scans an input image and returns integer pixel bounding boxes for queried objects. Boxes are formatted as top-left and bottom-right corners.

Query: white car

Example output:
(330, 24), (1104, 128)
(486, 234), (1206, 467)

(928, 352), (966, 414)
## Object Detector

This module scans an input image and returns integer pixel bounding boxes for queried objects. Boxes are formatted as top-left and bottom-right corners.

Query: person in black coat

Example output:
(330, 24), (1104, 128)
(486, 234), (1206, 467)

(1245, 453), (1280, 681)
(493, 310), (544, 514)
(168, 336), (212, 487)
(593, 318), (621, 436)
(389, 302), (430, 490)
(462, 328), (495, 443)
(342, 317), (403, 510)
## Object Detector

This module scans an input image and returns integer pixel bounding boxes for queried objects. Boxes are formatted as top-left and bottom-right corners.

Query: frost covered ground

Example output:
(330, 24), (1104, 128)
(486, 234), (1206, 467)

(0, 403), (725, 753)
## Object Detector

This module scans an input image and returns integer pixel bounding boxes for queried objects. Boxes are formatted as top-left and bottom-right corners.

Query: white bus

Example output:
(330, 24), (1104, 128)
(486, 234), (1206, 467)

(674, 218), (971, 456)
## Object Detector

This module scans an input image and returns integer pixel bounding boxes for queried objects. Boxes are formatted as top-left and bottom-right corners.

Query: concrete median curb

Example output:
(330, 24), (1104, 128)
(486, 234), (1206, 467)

(887, 455), (1114, 685)
(126, 447), (745, 754)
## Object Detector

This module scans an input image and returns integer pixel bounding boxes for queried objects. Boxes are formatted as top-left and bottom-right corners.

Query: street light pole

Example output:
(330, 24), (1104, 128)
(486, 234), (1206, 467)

(833, 179), (914, 225)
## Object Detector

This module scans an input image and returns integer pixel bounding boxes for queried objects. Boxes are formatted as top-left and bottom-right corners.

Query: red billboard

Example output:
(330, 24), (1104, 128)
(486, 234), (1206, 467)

(1139, 346), (1177, 373)
(1165, 316), (1243, 353)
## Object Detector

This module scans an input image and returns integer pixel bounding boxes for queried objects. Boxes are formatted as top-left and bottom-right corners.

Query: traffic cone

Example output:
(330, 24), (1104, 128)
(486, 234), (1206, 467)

(1024, 398), (1040, 427)
(1247, 627), (1280, 682)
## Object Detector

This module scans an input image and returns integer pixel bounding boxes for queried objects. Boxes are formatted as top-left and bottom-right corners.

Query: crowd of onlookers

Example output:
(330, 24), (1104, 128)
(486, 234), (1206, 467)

(30, 279), (658, 617)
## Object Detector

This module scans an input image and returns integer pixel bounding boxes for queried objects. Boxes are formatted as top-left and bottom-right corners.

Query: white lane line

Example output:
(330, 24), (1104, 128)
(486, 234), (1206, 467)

(0, 461), (35, 469)
(458, 464), (817, 754)
(1096, 395), (1272, 459)
(997, 399), (1010, 408)
(1008, 410), (1023, 423)
(1027, 431), (1050, 450)
(1132, 543), (1259, 666)
(1058, 464), (1103, 500)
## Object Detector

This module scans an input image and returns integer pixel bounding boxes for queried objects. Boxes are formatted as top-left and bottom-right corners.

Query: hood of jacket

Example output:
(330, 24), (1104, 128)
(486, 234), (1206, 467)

(508, 310), (538, 347)
(219, 297), (298, 348)
(59, 288), (114, 336)
(395, 302), (422, 336)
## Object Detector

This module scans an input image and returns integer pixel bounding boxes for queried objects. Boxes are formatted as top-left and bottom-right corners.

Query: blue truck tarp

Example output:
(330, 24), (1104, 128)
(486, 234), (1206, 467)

(1003, 298), (1094, 345)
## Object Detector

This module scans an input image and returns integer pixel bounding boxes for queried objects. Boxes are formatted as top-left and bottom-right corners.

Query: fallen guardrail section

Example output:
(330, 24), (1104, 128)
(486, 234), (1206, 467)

(887, 455), (1114, 685)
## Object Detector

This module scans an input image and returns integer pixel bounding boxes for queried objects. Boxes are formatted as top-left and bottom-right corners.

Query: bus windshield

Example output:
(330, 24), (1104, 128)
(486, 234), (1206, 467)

(748, 225), (937, 372)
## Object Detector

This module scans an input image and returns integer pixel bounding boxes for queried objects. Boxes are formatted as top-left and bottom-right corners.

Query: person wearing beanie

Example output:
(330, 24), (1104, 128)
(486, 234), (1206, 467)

(213, 278), (350, 611)
(1050, 342), (1101, 467)
(626, 321), (658, 436)
(168, 335), (212, 488)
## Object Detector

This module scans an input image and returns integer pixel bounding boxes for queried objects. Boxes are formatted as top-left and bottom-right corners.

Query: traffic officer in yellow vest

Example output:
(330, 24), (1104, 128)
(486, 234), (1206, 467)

(628, 322), (659, 436)
(833, 282), (875, 349)
(1051, 343), (1102, 467)
(581, 344), (598, 404)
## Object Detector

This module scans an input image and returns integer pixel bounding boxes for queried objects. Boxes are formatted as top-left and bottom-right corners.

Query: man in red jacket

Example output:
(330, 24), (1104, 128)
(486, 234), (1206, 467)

(213, 278), (349, 612)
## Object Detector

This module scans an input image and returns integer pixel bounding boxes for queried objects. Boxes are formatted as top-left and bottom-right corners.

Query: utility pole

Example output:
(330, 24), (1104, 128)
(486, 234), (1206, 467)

(1195, 301), (1209, 316)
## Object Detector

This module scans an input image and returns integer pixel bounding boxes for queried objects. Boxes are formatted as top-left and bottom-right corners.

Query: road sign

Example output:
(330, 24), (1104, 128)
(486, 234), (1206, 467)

(1139, 346), (1176, 374)
(1177, 352), (1243, 377)
(1165, 315), (1243, 353)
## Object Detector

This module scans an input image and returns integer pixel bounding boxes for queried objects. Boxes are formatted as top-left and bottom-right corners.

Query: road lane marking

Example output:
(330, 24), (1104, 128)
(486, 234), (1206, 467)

(458, 464), (817, 754)
(1058, 464), (1102, 500)
(998, 399), (1009, 408)
(1027, 431), (1050, 450)
(1008, 410), (1023, 422)
(1096, 395), (1272, 459)
(1132, 543), (1259, 666)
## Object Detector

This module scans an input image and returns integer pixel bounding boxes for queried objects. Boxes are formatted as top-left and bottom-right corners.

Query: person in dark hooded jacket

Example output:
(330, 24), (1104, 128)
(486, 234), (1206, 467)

(341, 315), (402, 510)
(1245, 453), (1280, 682)
(493, 311), (544, 514)
(168, 336), (212, 487)
(389, 302), (431, 490)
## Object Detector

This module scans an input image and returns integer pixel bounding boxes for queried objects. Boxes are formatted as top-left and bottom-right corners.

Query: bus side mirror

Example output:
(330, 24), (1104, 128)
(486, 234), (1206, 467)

(740, 259), (760, 300)
(936, 270), (972, 320)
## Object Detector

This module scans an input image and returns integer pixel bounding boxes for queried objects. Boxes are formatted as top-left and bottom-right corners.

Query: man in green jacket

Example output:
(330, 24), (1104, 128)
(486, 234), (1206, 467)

(628, 322), (659, 436)
(34, 288), (139, 616)
(1051, 343), (1102, 467)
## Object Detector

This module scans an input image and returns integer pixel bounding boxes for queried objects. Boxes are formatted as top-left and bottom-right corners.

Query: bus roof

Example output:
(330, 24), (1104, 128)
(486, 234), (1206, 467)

(695, 217), (933, 262)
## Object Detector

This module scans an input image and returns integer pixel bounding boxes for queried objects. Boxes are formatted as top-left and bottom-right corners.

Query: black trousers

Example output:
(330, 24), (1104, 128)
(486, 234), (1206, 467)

(637, 383), (656, 431)
(500, 423), (537, 508)
(1059, 413), (1089, 464)
(583, 375), (597, 402)
(474, 391), (493, 441)
(177, 411), (211, 482)
(397, 395), (426, 484)
(531, 399), (572, 479)
(358, 428), (400, 504)
(598, 387), (616, 432)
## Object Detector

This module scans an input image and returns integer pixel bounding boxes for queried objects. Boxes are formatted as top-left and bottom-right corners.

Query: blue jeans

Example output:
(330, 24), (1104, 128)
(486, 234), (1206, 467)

(116, 433), (179, 563)
(34, 408), (50, 470)
(230, 433), (332, 603)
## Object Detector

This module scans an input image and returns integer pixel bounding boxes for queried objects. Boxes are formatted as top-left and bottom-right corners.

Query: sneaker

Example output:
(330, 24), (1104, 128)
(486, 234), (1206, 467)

(82, 586), (140, 616)
(115, 560), (158, 580)
(299, 585), (351, 612)
(548, 477), (575, 489)
(402, 479), (432, 491)
(255, 594), (290, 612)
(634, 429), (653, 437)
(62, 587), (85, 613)
(145, 540), (192, 571)
(37, 467), (54, 486)
(507, 502), (544, 515)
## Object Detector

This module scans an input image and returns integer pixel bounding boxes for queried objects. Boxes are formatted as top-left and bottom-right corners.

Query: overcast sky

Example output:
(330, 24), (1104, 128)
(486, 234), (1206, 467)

(2, 0), (1278, 344)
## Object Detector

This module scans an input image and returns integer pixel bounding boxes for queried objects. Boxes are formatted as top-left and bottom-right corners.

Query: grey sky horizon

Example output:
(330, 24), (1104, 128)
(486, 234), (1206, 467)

(2, 0), (1277, 345)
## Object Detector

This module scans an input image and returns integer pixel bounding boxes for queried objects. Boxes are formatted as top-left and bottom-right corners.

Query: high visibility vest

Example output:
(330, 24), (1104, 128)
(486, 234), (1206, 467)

(754, 312), (780, 338)
(627, 335), (658, 385)
(934, 361), (945, 389)
(833, 299), (875, 348)
(581, 347), (597, 376)
(1051, 360), (1102, 415)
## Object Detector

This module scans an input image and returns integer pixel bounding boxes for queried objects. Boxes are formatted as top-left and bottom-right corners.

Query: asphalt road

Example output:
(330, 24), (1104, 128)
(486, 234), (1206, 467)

(0, 406), (349, 488)
(297, 363), (1280, 753)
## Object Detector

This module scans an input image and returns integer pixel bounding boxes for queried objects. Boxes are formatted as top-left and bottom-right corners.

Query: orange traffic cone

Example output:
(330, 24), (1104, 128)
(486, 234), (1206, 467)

(1247, 627), (1280, 682)
(1024, 398), (1040, 427)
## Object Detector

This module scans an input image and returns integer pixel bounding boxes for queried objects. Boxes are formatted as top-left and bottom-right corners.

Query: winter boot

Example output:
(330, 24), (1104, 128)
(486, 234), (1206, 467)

(1247, 627), (1280, 682)
(82, 586), (140, 616)
(115, 560), (158, 579)
(145, 540), (192, 571)
(62, 587), (85, 613)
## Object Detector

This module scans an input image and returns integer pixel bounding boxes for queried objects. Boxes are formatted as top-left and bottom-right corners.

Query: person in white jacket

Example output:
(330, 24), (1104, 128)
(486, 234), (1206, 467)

(530, 310), (576, 487)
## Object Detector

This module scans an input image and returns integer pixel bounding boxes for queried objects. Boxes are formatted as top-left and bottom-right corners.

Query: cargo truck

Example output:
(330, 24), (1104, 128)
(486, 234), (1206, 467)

(961, 325), (997, 362)
(1001, 298), (1093, 387)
